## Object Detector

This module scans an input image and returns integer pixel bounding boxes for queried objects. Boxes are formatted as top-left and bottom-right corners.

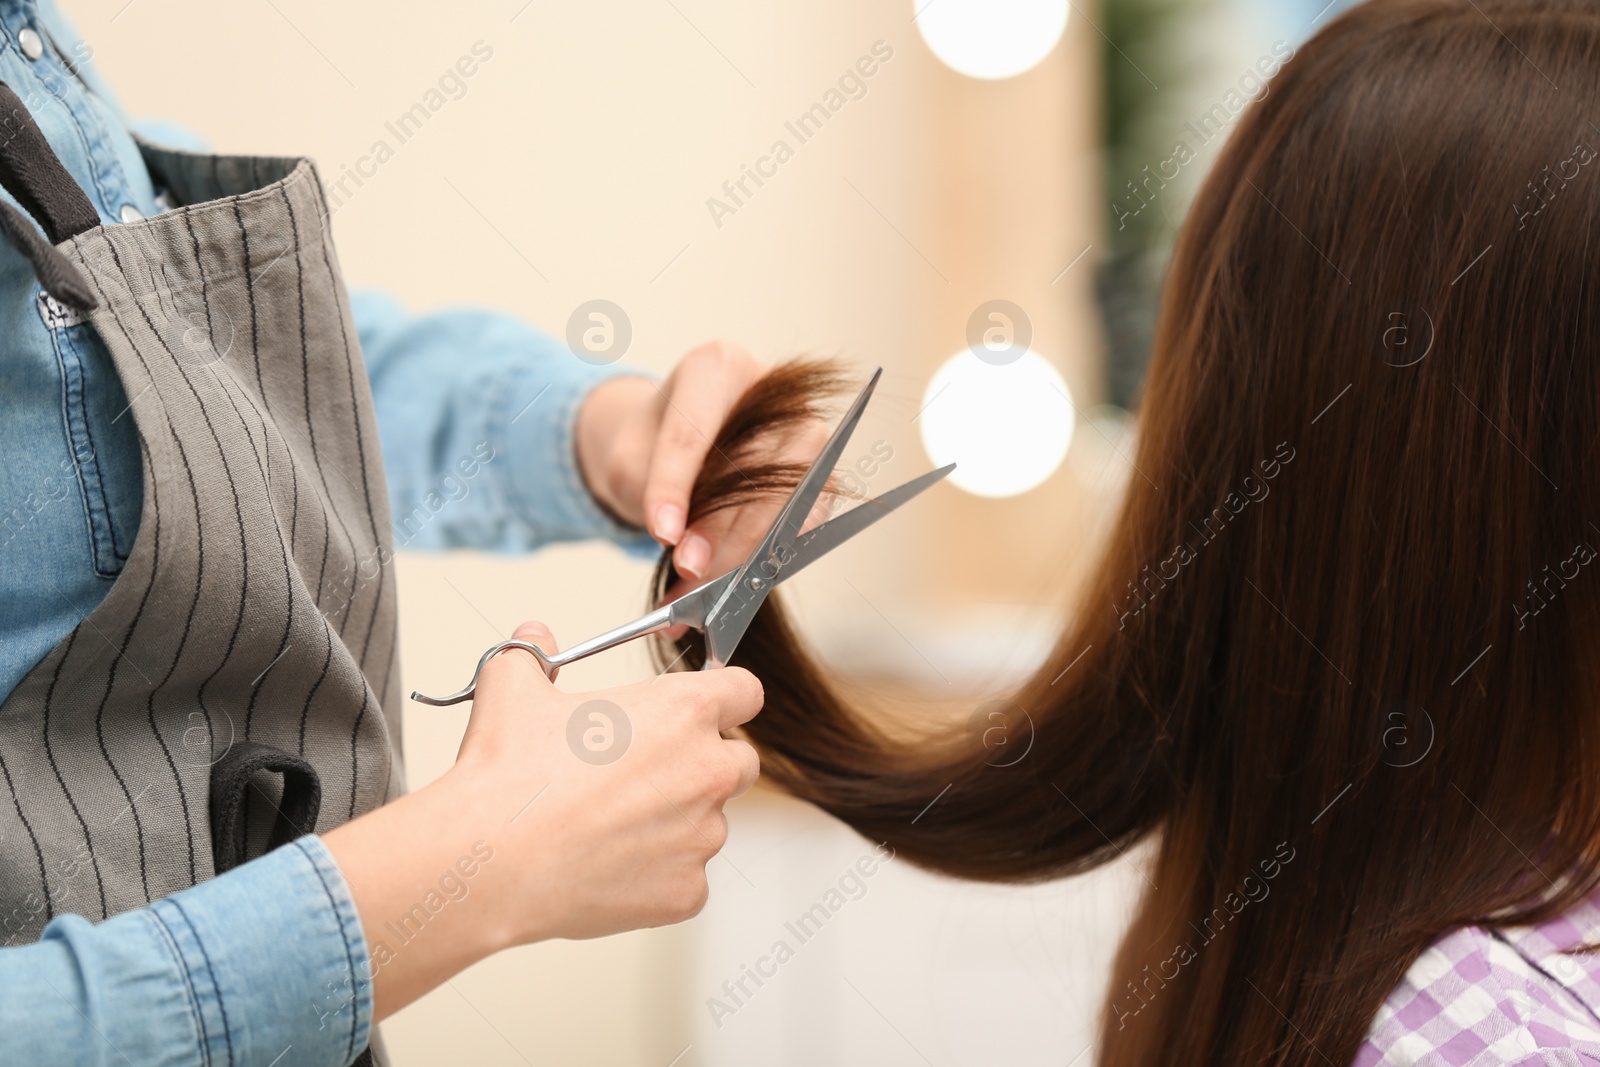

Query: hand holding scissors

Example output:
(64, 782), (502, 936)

(412, 368), (953, 705)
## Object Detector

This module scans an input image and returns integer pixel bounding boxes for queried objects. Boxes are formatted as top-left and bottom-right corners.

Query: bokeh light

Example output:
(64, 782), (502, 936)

(919, 349), (1075, 497)
(914, 0), (1070, 80)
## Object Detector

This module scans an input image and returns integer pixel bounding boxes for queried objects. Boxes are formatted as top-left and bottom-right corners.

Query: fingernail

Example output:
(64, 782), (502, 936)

(677, 532), (712, 578)
(655, 503), (685, 545)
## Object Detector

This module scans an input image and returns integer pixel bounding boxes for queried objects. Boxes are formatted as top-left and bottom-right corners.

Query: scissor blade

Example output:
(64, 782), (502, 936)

(702, 368), (883, 668)
(773, 463), (955, 587)
(763, 366), (882, 558)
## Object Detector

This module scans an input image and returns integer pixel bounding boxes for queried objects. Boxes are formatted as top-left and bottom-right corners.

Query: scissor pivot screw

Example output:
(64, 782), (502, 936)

(748, 576), (767, 591)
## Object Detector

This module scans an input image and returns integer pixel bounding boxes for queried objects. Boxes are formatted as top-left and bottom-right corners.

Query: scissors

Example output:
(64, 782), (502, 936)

(411, 367), (954, 705)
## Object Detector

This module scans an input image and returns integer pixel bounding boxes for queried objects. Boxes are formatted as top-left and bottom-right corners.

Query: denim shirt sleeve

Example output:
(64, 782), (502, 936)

(350, 290), (660, 557)
(0, 836), (371, 1067)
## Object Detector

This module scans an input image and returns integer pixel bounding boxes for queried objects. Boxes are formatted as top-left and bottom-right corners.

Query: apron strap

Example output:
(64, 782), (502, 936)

(208, 742), (323, 875)
(0, 79), (100, 309)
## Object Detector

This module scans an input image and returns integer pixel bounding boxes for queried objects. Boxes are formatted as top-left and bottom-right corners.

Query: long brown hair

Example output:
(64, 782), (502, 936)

(655, 2), (1600, 1062)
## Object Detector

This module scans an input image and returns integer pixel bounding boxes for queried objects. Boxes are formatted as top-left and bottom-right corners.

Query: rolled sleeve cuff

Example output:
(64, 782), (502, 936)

(145, 836), (372, 1066)
(494, 360), (661, 557)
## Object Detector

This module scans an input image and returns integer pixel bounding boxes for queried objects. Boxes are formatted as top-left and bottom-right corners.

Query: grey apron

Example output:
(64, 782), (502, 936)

(0, 78), (403, 1008)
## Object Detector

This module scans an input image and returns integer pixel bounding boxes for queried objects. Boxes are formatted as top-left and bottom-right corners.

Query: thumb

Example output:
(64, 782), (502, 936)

(501, 620), (561, 685)
(458, 621), (561, 758)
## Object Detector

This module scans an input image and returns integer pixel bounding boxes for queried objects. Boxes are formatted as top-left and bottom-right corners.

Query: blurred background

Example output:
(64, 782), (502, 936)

(76, 0), (1357, 1062)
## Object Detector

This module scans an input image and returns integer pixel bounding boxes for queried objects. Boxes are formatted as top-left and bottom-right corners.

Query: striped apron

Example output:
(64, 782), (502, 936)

(0, 75), (403, 1000)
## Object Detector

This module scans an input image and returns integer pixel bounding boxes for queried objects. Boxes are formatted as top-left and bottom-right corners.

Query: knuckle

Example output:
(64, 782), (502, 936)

(672, 874), (711, 921)
(732, 739), (760, 780)
(703, 812), (730, 852)
(709, 758), (742, 799)
(660, 418), (703, 453)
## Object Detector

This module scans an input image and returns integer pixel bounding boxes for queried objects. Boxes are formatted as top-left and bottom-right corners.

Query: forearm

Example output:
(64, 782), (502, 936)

(321, 771), (518, 1021)
(0, 839), (370, 1066)
(351, 290), (657, 554)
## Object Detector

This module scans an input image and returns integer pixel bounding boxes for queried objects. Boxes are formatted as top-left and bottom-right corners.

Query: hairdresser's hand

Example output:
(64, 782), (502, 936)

(324, 621), (763, 1020)
(575, 340), (828, 582)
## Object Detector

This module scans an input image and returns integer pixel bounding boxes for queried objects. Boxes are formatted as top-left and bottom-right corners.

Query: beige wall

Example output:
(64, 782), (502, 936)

(75, 1), (1134, 1062)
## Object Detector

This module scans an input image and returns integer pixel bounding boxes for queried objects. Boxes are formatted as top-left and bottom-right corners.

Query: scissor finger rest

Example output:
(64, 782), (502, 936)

(410, 639), (558, 706)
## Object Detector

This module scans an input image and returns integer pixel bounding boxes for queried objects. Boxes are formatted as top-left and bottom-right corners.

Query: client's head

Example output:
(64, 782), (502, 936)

(657, 3), (1600, 1064)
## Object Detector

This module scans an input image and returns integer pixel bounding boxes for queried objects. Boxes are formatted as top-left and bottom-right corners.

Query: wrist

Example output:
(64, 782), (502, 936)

(323, 771), (521, 1019)
(414, 768), (531, 953)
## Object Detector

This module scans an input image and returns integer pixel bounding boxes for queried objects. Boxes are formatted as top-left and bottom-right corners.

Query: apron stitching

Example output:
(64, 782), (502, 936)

(315, 214), (391, 817)
(280, 190), (363, 786)
(233, 201), (267, 404)
(282, 187), (362, 636)
(143, 161), (322, 249)
(81, 245), (200, 884)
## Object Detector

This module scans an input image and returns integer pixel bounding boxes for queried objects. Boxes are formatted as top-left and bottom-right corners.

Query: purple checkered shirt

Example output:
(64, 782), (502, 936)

(1357, 886), (1600, 1064)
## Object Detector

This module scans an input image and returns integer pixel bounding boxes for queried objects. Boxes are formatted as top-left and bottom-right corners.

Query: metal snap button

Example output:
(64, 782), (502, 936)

(119, 204), (143, 224)
(17, 28), (42, 60)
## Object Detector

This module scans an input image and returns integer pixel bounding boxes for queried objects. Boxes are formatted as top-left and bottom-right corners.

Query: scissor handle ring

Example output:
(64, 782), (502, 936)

(410, 639), (559, 706)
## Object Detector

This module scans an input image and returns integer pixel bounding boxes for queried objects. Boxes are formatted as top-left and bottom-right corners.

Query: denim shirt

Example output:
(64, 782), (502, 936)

(0, 1), (651, 1063)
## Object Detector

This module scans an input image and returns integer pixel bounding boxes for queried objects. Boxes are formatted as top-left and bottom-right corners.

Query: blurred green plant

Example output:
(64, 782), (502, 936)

(1094, 0), (1216, 407)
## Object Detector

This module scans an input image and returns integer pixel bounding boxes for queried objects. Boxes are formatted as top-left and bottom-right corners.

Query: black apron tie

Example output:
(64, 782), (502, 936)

(0, 79), (100, 308)
(208, 742), (323, 876)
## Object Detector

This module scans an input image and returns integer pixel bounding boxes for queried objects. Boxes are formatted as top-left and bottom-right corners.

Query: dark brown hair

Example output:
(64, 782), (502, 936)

(655, 3), (1600, 1062)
